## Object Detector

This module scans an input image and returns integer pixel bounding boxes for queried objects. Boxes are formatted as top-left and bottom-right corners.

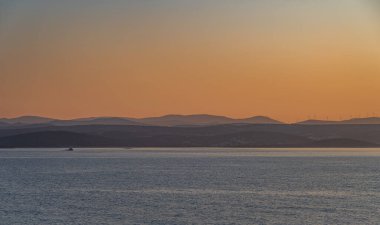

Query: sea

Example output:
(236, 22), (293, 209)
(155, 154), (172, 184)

(0, 148), (379, 225)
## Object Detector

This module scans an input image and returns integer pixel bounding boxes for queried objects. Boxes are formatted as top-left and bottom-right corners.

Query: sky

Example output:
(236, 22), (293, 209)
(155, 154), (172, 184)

(1, 0), (380, 122)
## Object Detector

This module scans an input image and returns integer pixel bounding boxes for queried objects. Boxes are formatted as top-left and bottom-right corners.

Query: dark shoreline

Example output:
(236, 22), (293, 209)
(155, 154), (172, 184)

(0, 124), (379, 148)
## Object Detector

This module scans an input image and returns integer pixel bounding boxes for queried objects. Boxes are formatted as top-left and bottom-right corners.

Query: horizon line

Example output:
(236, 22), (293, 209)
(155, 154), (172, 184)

(1, 113), (379, 124)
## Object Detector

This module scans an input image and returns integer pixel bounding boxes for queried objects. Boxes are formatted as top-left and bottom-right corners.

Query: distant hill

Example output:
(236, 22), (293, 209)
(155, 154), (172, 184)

(0, 116), (54, 125)
(342, 117), (380, 124)
(297, 117), (380, 125)
(238, 116), (283, 124)
(137, 114), (234, 126)
(49, 117), (145, 126)
(296, 120), (339, 125)
(137, 114), (283, 126)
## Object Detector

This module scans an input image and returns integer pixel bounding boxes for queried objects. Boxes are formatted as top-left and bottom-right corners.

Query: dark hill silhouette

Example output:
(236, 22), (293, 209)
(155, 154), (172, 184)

(297, 117), (380, 125)
(1, 124), (380, 145)
(342, 117), (380, 124)
(115, 131), (312, 147)
(0, 125), (378, 148)
(0, 131), (121, 148)
(238, 116), (283, 124)
(296, 120), (339, 125)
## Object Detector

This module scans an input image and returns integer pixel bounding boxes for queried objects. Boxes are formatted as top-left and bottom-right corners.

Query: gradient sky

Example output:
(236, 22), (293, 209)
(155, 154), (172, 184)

(1, 0), (380, 122)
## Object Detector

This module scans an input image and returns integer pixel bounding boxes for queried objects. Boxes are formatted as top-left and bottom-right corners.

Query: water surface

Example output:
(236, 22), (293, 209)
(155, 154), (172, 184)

(0, 148), (379, 224)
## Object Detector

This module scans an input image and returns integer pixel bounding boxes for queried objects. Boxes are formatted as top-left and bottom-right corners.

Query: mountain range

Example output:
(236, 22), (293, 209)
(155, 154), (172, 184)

(1, 115), (380, 127)
(1, 115), (379, 148)
(297, 117), (380, 125)
(0, 123), (379, 148)
(0, 114), (283, 127)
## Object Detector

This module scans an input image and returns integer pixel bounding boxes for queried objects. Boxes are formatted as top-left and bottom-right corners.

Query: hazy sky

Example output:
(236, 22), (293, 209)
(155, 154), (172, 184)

(1, 0), (380, 122)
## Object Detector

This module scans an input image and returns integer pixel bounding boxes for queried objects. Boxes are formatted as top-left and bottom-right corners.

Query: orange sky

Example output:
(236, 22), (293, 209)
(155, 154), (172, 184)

(1, 0), (380, 122)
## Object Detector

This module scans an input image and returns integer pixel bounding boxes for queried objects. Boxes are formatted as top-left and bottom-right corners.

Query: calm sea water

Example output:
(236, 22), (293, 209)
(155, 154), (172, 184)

(0, 148), (379, 225)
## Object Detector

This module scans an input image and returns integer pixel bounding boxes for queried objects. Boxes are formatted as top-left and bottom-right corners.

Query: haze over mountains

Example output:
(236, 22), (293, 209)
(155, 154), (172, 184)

(0, 116), (55, 125)
(0, 114), (380, 148)
(0, 114), (284, 127)
(1, 114), (380, 127)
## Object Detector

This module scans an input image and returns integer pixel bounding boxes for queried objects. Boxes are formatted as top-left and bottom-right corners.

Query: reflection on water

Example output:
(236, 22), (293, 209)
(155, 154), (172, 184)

(0, 148), (379, 224)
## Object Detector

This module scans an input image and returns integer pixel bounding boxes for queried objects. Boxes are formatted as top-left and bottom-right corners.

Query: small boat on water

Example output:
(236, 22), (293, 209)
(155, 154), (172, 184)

(66, 147), (74, 151)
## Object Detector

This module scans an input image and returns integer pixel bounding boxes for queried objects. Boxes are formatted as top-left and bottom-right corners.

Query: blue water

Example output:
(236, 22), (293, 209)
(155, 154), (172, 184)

(0, 148), (379, 225)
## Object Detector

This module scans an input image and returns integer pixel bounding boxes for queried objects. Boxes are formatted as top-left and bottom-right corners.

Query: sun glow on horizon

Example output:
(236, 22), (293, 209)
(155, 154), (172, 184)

(1, 0), (380, 123)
